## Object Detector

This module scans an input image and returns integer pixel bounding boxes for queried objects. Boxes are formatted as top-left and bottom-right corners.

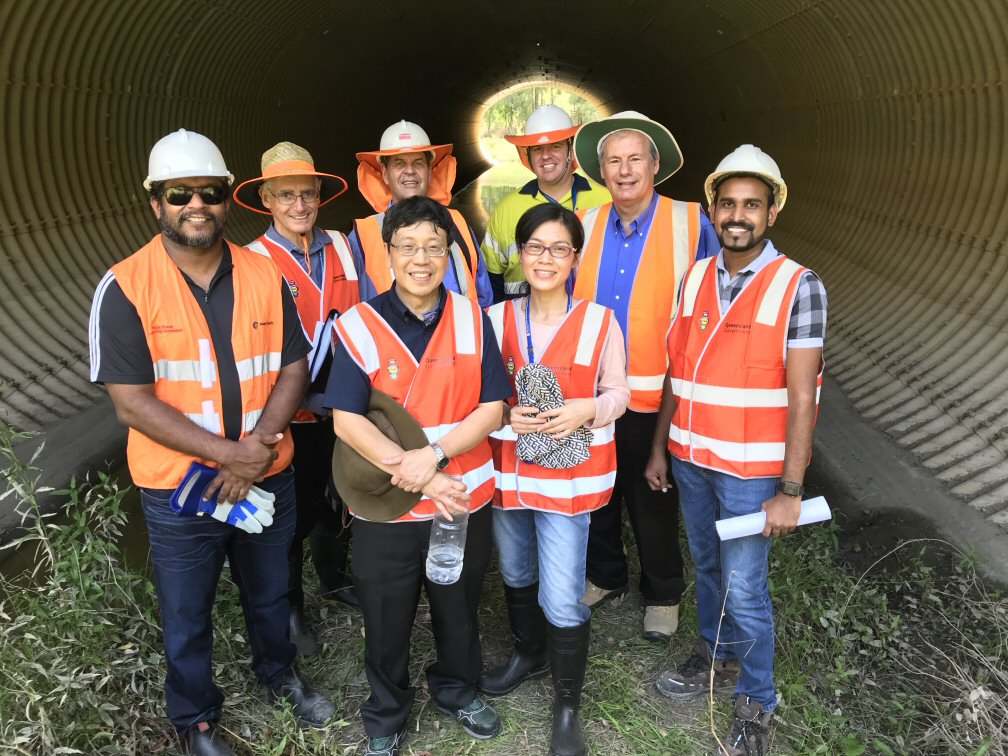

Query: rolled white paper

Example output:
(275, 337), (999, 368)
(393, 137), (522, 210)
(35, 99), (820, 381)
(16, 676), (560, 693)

(715, 496), (831, 541)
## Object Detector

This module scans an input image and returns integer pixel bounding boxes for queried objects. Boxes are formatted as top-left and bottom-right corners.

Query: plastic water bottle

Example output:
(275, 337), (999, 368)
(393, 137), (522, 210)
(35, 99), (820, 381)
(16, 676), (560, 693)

(426, 507), (469, 585)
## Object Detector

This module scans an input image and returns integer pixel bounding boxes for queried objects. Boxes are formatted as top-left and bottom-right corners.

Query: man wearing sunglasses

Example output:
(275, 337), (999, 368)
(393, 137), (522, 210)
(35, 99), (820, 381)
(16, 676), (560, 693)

(235, 142), (364, 659)
(89, 129), (335, 756)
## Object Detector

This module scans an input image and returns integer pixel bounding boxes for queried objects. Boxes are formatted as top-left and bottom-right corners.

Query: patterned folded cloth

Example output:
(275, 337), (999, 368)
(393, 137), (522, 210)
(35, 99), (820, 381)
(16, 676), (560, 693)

(514, 363), (592, 470)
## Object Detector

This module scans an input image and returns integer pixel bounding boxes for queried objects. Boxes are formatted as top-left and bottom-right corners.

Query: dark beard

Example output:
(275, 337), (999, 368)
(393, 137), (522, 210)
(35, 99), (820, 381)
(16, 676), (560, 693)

(159, 206), (227, 249)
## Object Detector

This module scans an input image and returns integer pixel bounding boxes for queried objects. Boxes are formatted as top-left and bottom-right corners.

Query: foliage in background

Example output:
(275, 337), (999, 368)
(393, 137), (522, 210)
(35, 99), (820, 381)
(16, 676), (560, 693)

(480, 85), (600, 165)
(0, 419), (1005, 754)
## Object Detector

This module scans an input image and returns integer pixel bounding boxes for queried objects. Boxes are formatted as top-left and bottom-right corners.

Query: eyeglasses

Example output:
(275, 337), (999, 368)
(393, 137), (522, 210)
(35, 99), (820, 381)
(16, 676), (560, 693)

(520, 242), (576, 259)
(267, 188), (320, 206)
(162, 185), (228, 206)
(388, 242), (449, 257)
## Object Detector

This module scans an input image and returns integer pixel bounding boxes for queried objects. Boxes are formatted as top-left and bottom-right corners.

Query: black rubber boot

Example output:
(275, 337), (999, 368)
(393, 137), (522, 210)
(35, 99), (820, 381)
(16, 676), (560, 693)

(289, 597), (319, 658)
(309, 494), (359, 608)
(548, 619), (590, 756)
(478, 583), (549, 696)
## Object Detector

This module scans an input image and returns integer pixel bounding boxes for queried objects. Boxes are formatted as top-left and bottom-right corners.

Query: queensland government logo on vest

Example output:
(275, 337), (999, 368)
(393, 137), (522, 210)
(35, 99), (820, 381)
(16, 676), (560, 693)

(252, 320), (274, 329)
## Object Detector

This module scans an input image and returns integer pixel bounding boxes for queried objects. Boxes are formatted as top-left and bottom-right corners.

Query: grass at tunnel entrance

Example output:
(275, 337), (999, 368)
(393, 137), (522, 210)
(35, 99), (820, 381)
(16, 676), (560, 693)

(1, 425), (1006, 755)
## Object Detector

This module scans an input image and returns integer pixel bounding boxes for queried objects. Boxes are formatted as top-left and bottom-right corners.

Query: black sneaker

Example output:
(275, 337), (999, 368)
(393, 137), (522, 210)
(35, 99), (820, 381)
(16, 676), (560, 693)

(437, 696), (502, 740)
(715, 696), (774, 756)
(655, 640), (739, 701)
(364, 728), (405, 756)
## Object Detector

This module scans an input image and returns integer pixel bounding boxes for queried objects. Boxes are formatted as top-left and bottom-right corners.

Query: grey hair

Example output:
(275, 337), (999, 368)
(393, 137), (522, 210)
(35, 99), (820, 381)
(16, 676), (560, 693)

(597, 129), (659, 164)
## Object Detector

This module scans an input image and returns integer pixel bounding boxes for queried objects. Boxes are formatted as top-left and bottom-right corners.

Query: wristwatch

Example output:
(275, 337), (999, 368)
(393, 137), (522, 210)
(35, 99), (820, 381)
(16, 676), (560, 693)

(430, 442), (450, 471)
(778, 480), (805, 497)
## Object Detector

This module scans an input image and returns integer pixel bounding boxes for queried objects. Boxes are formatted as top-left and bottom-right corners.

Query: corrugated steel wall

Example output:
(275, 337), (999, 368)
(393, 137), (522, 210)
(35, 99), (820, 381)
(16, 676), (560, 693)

(0, 0), (1005, 522)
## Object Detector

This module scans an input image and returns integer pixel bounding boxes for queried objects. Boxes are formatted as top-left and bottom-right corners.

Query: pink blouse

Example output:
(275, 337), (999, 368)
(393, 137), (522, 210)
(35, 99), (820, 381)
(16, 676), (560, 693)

(512, 298), (631, 428)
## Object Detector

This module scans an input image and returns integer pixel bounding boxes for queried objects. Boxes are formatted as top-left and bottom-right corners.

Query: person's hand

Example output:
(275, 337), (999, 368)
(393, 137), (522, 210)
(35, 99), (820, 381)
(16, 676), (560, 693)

(761, 492), (802, 537)
(208, 432), (282, 503)
(421, 473), (470, 519)
(509, 405), (545, 435)
(538, 399), (597, 440)
(644, 449), (670, 492)
(384, 447), (438, 492)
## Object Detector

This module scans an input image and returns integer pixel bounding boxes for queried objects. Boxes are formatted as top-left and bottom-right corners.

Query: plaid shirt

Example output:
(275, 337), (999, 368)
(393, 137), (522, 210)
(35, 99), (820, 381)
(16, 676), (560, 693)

(715, 240), (827, 349)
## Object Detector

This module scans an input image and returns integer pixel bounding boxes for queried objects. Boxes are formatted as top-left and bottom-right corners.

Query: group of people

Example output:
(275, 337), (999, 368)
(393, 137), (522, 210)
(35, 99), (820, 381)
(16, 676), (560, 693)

(88, 104), (827, 756)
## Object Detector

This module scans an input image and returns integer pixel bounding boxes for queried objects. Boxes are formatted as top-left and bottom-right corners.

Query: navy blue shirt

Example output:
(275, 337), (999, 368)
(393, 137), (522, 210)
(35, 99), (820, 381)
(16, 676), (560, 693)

(323, 285), (513, 415)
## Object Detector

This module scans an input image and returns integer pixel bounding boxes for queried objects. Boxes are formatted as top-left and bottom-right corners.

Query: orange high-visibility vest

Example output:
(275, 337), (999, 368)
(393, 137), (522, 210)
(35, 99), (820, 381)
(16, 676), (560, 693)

(487, 299), (617, 515)
(335, 291), (495, 521)
(247, 230), (361, 422)
(111, 236), (294, 489)
(575, 196), (701, 413)
(666, 254), (822, 479)
(353, 208), (481, 303)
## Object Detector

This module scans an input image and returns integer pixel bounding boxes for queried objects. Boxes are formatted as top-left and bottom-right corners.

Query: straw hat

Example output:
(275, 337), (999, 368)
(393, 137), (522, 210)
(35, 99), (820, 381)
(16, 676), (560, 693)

(573, 111), (683, 186)
(331, 389), (429, 522)
(355, 120), (456, 213)
(233, 142), (348, 214)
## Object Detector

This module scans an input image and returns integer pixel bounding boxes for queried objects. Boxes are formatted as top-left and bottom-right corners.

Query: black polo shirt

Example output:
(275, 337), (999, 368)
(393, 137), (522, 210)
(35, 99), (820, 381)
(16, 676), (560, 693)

(91, 241), (310, 440)
(323, 285), (512, 415)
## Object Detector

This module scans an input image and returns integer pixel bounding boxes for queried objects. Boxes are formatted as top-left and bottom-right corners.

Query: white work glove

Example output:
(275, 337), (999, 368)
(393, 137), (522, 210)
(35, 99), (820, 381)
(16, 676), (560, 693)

(208, 486), (276, 533)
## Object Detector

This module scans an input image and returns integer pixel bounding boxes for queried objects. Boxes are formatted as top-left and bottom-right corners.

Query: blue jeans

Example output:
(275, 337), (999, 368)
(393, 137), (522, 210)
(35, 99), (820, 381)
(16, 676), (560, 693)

(492, 508), (591, 628)
(671, 458), (777, 712)
(141, 466), (297, 733)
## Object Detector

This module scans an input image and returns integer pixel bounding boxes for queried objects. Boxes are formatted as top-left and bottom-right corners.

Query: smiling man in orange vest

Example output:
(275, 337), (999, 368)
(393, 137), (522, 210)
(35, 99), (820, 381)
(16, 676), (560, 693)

(324, 196), (512, 756)
(348, 120), (493, 307)
(89, 129), (334, 755)
(646, 145), (827, 755)
(570, 112), (720, 643)
(234, 142), (363, 657)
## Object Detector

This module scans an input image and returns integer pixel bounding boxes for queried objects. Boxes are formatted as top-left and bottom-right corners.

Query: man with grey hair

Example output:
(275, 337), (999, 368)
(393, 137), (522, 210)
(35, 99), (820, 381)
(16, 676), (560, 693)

(234, 142), (366, 657)
(571, 112), (719, 643)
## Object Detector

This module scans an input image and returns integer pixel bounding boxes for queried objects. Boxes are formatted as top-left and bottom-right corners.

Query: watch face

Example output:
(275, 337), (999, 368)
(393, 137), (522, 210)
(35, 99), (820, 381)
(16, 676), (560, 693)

(437, 457), (450, 471)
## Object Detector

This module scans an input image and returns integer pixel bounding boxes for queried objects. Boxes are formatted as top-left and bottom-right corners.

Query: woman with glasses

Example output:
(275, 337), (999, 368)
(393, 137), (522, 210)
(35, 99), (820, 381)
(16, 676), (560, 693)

(482, 204), (629, 756)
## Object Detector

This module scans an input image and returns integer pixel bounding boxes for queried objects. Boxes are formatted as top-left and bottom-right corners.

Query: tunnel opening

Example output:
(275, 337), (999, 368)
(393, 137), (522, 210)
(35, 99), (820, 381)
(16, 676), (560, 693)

(0, 1), (1005, 570)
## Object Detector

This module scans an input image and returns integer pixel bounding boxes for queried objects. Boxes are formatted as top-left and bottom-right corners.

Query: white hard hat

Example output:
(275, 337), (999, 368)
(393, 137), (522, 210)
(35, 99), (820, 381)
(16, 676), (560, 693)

(524, 105), (574, 136)
(704, 144), (787, 210)
(144, 129), (234, 191)
(379, 120), (435, 152)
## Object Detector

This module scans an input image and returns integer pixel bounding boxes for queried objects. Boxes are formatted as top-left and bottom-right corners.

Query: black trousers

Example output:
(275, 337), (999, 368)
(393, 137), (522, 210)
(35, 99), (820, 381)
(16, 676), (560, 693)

(352, 504), (492, 737)
(289, 420), (351, 608)
(585, 410), (686, 605)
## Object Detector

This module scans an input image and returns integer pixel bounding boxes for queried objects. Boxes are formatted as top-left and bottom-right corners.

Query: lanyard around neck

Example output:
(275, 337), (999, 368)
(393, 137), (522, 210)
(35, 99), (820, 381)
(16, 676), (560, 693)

(525, 294), (572, 365)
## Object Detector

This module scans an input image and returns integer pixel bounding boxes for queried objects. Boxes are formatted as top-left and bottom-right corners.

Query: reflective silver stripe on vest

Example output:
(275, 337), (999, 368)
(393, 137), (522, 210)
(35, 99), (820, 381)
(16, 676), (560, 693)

(574, 302), (606, 367)
(580, 205), (603, 252)
(152, 359), (214, 383)
(325, 230), (359, 281)
(338, 307), (381, 374)
(243, 409), (262, 433)
(626, 374), (666, 392)
(245, 240), (271, 258)
(681, 257), (715, 317)
(449, 291), (476, 354)
(504, 279), (525, 294)
(185, 400), (221, 434)
(235, 352), (282, 382)
(487, 302), (506, 351)
(756, 259), (803, 327)
(671, 201), (692, 312)
(198, 338), (215, 388)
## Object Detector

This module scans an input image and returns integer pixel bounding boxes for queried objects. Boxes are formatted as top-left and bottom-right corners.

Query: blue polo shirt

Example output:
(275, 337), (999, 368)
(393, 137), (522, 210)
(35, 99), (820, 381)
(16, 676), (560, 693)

(595, 192), (720, 342)
(264, 225), (331, 289)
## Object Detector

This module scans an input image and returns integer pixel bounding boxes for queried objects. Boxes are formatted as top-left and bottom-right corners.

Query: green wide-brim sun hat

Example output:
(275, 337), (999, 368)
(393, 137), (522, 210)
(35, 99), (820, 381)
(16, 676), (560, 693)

(573, 110), (684, 187)
(331, 389), (429, 522)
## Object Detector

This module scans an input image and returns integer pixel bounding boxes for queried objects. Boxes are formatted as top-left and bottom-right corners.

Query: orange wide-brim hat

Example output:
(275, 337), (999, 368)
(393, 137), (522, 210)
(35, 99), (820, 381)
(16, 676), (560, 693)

(355, 143), (456, 214)
(504, 125), (580, 171)
(233, 142), (349, 215)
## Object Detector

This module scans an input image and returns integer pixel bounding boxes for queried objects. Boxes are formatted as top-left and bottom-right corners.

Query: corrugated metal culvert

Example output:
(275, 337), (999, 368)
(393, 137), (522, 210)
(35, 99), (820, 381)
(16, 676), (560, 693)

(0, 1), (1005, 522)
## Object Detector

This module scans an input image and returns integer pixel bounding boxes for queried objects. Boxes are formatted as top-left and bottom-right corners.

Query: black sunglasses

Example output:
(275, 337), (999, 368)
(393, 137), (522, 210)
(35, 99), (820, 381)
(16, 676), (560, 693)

(162, 184), (228, 206)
